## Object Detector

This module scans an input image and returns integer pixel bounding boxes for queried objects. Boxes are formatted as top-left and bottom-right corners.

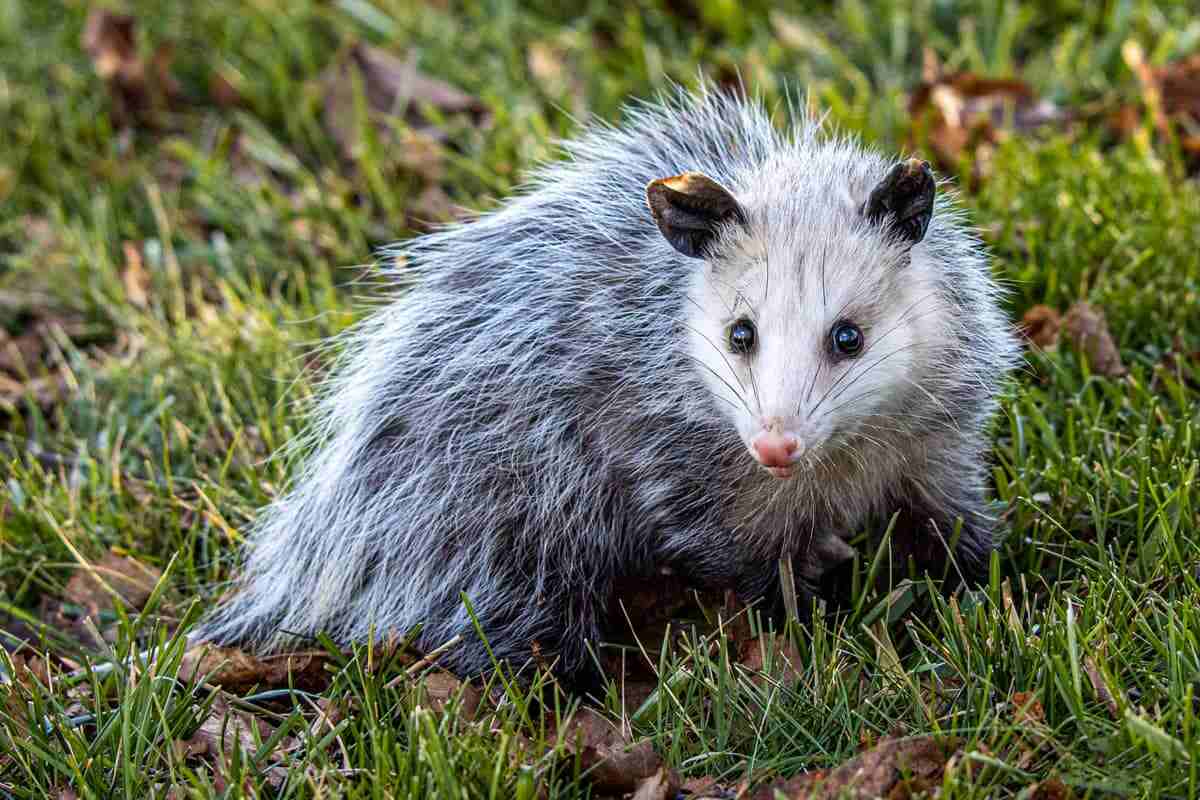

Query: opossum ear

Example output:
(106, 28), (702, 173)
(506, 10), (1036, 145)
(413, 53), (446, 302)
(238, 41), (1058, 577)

(863, 158), (936, 244)
(646, 172), (746, 258)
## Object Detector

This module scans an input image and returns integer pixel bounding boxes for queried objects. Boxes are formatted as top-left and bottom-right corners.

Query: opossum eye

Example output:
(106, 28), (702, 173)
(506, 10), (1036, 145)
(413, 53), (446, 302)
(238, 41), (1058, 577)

(728, 319), (757, 354)
(831, 321), (864, 357)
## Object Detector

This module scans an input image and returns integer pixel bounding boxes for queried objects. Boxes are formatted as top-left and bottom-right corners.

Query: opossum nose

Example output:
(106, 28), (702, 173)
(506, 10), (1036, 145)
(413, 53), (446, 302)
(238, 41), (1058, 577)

(751, 431), (799, 468)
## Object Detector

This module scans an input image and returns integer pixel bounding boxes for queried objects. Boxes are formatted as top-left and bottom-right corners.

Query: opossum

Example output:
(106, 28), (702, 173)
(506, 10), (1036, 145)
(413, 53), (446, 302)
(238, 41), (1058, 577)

(197, 85), (1020, 690)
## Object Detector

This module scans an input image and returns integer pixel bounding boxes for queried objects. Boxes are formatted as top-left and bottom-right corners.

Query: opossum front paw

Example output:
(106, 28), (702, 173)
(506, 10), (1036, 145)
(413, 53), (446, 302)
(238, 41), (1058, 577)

(888, 499), (995, 589)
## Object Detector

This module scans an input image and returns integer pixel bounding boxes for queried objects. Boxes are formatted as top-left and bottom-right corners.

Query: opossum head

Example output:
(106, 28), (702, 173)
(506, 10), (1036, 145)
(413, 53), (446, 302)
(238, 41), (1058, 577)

(648, 159), (953, 480)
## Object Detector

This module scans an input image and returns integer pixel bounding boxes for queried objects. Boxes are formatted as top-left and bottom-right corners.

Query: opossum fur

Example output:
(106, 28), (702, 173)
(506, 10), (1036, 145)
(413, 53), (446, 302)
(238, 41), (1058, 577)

(198, 85), (1021, 688)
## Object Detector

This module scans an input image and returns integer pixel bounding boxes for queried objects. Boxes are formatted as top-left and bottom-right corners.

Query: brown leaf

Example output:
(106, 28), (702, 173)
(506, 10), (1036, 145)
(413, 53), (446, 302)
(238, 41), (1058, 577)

(556, 708), (662, 793)
(121, 242), (150, 308)
(209, 69), (244, 109)
(1010, 691), (1045, 726)
(63, 550), (162, 615)
(176, 696), (276, 768)
(81, 10), (136, 81)
(1118, 49), (1200, 163)
(180, 645), (331, 693)
(681, 776), (728, 797)
(1063, 302), (1126, 377)
(1083, 656), (1120, 719)
(632, 765), (681, 800)
(321, 43), (488, 161)
(416, 669), (482, 721)
(1020, 305), (1062, 350)
(752, 736), (960, 800)
(909, 71), (1063, 179)
(527, 41), (569, 96)
(1029, 777), (1075, 800)
(738, 634), (803, 688)
(81, 10), (181, 123)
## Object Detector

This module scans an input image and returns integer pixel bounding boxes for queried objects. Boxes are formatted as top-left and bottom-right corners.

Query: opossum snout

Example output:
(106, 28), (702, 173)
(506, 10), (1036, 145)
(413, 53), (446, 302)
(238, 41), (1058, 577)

(750, 421), (802, 478)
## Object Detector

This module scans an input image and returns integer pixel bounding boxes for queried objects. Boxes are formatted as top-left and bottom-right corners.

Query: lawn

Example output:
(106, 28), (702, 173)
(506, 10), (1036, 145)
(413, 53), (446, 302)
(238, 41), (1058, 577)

(1, 1), (1199, 797)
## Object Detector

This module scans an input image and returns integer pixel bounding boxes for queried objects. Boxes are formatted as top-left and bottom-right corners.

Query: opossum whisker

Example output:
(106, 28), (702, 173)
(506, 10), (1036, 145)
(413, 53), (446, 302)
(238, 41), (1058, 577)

(814, 342), (935, 422)
(807, 291), (944, 418)
(681, 354), (753, 415)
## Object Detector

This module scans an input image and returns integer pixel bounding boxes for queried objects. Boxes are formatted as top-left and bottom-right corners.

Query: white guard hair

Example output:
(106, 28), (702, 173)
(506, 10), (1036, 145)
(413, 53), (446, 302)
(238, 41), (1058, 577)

(197, 84), (1021, 684)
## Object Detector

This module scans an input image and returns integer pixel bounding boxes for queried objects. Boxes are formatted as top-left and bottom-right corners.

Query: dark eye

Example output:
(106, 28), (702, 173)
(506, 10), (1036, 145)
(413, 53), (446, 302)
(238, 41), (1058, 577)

(831, 321), (864, 357)
(728, 318), (757, 354)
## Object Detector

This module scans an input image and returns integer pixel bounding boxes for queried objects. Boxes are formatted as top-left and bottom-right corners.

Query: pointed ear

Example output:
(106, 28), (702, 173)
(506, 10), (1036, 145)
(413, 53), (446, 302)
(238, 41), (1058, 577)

(863, 158), (936, 244)
(646, 172), (746, 258)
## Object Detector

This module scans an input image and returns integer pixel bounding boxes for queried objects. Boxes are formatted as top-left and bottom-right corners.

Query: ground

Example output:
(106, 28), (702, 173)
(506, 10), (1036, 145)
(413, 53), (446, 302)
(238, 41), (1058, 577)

(1, 1), (1199, 798)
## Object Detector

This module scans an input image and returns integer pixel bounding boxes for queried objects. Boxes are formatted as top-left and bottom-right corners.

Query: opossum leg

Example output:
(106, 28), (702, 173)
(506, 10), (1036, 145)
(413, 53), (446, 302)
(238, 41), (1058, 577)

(731, 537), (857, 628)
(886, 486), (995, 590)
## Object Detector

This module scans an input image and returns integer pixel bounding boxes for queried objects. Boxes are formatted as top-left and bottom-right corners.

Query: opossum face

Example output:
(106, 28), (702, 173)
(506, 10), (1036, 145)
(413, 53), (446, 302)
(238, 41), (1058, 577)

(649, 160), (947, 479)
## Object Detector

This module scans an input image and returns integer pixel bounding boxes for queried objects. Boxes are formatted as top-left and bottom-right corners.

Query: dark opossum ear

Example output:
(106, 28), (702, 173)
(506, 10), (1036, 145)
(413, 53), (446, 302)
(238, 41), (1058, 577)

(863, 158), (936, 244)
(646, 172), (746, 258)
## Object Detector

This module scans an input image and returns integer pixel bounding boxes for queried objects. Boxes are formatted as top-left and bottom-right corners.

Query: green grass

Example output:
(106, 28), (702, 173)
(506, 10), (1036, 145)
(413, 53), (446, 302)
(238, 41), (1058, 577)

(2, 0), (1199, 797)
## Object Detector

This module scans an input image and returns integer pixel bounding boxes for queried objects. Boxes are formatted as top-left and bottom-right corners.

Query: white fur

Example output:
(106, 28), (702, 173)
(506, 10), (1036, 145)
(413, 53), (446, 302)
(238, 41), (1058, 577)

(197, 85), (1021, 683)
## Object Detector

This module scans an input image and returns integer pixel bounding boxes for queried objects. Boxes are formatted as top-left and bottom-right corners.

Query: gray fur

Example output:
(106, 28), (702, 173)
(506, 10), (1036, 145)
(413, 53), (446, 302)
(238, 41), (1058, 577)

(197, 85), (1021, 685)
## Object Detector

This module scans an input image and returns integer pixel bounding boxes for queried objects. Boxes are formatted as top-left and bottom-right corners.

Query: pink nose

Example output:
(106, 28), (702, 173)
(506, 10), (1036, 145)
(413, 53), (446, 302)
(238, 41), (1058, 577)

(751, 432), (799, 467)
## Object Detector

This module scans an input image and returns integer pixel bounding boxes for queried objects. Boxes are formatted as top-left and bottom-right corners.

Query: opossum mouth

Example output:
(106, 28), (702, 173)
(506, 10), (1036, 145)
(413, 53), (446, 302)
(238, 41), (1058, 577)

(764, 465), (795, 480)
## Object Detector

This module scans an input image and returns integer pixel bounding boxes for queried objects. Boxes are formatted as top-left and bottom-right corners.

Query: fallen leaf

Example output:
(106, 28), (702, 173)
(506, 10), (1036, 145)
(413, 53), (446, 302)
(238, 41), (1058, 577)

(752, 736), (961, 800)
(81, 9), (181, 124)
(909, 70), (1063, 179)
(196, 696), (272, 755)
(180, 645), (331, 693)
(1020, 305), (1062, 349)
(556, 708), (662, 793)
(321, 43), (488, 162)
(63, 549), (162, 616)
(121, 242), (150, 308)
(527, 41), (569, 96)
(632, 765), (680, 800)
(1063, 302), (1126, 377)
(416, 669), (482, 721)
(681, 776), (730, 798)
(738, 634), (803, 688)
(1029, 776), (1075, 800)
(1011, 691), (1045, 726)
(209, 69), (244, 109)
(1121, 44), (1200, 157)
(1083, 656), (1120, 719)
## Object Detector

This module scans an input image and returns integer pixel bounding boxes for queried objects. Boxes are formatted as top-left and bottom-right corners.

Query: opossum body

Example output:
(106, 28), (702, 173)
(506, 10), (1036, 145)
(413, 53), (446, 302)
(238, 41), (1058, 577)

(198, 86), (1020, 688)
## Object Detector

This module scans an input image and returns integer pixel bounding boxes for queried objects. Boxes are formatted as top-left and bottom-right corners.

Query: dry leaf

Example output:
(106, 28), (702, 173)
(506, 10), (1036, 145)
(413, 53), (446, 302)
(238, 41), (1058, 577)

(1083, 656), (1120, 719)
(738, 634), (803, 688)
(81, 9), (181, 123)
(909, 71), (1063, 179)
(1011, 691), (1045, 726)
(64, 550), (162, 616)
(1121, 45), (1200, 155)
(681, 776), (728, 798)
(1029, 776), (1075, 800)
(416, 669), (482, 721)
(752, 736), (961, 800)
(1063, 302), (1126, 377)
(122, 242), (150, 308)
(177, 696), (274, 759)
(632, 765), (681, 800)
(1020, 305), (1062, 350)
(528, 41), (569, 96)
(209, 69), (244, 109)
(180, 645), (331, 693)
(321, 43), (488, 162)
(556, 708), (662, 793)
